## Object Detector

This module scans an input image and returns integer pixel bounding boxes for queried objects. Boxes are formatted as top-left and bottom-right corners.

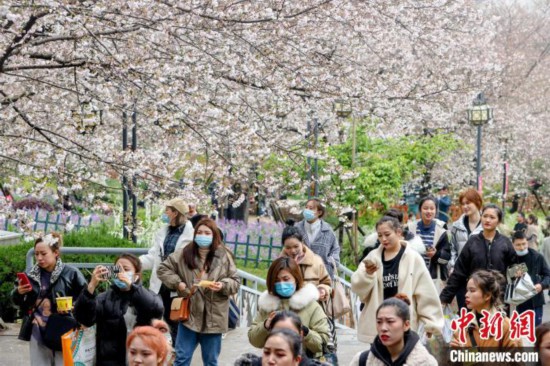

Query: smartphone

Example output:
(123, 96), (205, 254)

(17, 272), (31, 287)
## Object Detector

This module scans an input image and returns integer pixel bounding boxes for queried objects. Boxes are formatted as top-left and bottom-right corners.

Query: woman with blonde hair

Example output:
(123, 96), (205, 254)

(127, 326), (171, 366)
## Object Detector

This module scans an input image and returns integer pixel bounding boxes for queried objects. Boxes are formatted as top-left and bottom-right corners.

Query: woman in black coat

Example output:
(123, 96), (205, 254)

(440, 204), (516, 306)
(74, 253), (163, 366)
(12, 233), (87, 366)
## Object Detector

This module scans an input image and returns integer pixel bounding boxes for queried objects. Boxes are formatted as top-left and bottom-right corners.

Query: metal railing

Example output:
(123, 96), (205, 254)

(25, 247), (358, 329)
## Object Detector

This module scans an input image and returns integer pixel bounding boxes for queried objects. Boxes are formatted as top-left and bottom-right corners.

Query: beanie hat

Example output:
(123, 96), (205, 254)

(165, 198), (189, 216)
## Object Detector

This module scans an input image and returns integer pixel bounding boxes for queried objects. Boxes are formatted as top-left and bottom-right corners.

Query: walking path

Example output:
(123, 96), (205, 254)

(0, 324), (365, 366)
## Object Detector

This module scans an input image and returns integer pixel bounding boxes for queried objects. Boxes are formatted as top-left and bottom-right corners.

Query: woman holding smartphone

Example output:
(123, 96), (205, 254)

(352, 216), (443, 343)
(12, 233), (87, 366)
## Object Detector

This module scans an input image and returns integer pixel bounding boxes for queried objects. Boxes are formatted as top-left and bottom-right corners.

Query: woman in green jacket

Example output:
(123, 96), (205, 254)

(248, 257), (329, 359)
(157, 218), (240, 366)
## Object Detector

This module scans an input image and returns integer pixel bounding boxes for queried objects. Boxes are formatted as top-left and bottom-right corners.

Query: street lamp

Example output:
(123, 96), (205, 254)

(499, 132), (512, 216)
(72, 101), (102, 134)
(333, 99), (352, 118)
(333, 99), (360, 263)
(467, 93), (493, 192)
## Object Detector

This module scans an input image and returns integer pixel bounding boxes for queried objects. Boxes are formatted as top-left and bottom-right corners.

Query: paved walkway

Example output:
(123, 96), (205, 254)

(0, 324), (365, 366)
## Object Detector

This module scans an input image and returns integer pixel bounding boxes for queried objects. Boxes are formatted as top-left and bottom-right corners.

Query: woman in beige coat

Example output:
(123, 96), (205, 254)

(280, 225), (332, 301)
(157, 218), (240, 366)
(351, 216), (443, 343)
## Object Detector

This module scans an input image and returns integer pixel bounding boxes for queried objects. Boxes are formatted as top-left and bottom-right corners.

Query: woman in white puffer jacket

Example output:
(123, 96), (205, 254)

(139, 198), (193, 341)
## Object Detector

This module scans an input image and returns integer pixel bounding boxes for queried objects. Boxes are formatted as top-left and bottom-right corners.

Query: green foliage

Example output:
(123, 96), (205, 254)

(0, 241), (33, 321)
(328, 124), (460, 211)
(0, 225), (140, 321)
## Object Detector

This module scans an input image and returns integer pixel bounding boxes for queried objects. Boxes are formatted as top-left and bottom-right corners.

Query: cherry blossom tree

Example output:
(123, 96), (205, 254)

(0, 0), (501, 216)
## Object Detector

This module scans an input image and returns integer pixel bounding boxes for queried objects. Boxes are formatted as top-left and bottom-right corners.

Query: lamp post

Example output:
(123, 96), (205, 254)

(122, 104), (138, 243)
(499, 132), (512, 217)
(467, 93), (493, 192)
(72, 101), (102, 134)
(332, 99), (359, 262)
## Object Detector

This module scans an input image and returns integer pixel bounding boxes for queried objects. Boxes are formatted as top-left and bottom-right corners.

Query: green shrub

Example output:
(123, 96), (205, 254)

(0, 241), (33, 321)
(0, 225), (148, 321)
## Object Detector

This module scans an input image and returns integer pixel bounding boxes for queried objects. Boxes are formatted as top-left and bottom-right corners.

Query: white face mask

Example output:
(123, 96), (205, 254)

(515, 249), (529, 257)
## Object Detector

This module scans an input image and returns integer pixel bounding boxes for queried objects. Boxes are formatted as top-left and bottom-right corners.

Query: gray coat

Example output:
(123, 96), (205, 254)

(296, 219), (340, 279)
(449, 214), (483, 269)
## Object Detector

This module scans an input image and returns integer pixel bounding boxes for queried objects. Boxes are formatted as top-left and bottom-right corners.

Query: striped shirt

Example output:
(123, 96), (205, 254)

(416, 220), (436, 267)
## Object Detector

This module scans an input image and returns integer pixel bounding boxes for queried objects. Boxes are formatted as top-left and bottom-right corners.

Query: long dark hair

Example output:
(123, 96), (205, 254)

(182, 218), (222, 271)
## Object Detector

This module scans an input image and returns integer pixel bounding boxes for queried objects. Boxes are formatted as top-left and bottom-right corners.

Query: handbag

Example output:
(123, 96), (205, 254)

(18, 314), (34, 341)
(505, 271), (537, 305)
(228, 297), (240, 329)
(327, 259), (351, 319)
(18, 290), (51, 341)
(170, 287), (197, 322)
(41, 313), (79, 351)
(62, 326), (96, 366)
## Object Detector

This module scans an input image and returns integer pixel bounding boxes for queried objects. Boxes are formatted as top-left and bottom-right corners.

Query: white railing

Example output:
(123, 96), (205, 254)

(25, 247), (359, 329)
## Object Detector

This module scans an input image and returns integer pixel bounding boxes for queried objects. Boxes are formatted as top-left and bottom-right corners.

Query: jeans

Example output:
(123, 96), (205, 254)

(174, 323), (222, 366)
(516, 303), (543, 327)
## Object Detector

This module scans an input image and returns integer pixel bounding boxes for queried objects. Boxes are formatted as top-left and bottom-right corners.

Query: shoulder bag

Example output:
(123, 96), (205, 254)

(170, 287), (197, 322)
(18, 286), (51, 341)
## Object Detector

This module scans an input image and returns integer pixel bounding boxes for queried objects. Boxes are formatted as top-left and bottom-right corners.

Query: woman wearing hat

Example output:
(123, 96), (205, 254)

(140, 198), (194, 341)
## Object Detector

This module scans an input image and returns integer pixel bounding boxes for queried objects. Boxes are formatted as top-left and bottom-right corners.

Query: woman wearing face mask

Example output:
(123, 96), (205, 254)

(350, 297), (437, 366)
(127, 326), (170, 366)
(450, 270), (521, 348)
(12, 233), (87, 366)
(511, 230), (550, 326)
(280, 225), (331, 301)
(140, 198), (194, 341)
(248, 257), (329, 359)
(406, 196), (451, 284)
(74, 253), (163, 366)
(295, 199), (339, 279)
(440, 204), (516, 308)
(157, 218), (240, 366)
(352, 216), (443, 343)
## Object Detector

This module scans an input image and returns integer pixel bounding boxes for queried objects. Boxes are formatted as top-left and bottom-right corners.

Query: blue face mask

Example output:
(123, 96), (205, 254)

(516, 249), (529, 256)
(195, 235), (213, 248)
(161, 214), (170, 224)
(113, 272), (134, 289)
(303, 209), (316, 221)
(274, 282), (296, 298)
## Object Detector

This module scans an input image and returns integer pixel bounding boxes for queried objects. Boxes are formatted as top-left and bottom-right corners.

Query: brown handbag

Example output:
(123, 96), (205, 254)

(169, 287), (197, 322)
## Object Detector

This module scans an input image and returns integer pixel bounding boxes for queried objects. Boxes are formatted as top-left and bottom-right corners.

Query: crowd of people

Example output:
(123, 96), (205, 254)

(10, 192), (550, 366)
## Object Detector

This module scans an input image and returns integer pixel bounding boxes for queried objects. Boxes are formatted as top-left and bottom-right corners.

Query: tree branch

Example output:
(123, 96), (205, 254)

(0, 11), (49, 71)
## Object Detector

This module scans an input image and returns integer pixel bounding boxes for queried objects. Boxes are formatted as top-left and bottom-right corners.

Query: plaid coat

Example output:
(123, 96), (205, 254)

(296, 219), (340, 279)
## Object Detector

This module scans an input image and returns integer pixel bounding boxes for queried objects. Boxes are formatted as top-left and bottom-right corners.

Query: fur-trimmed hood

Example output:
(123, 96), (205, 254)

(258, 283), (320, 312)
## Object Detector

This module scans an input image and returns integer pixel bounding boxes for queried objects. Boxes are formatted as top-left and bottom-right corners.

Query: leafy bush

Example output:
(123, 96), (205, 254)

(0, 242), (33, 321)
(0, 224), (146, 321)
(13, 197), (54, 211)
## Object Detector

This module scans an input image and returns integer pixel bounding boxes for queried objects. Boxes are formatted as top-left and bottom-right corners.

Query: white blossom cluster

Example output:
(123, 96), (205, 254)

(0, 0), (546, 207)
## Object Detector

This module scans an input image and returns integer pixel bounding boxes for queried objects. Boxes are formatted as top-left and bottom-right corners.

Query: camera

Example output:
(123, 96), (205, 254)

(102, 265), (121, 280)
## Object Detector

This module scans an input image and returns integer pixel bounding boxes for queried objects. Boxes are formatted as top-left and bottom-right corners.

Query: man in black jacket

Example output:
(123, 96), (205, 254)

(440, 223), (516, 307)
(511, 230), (550, 326)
